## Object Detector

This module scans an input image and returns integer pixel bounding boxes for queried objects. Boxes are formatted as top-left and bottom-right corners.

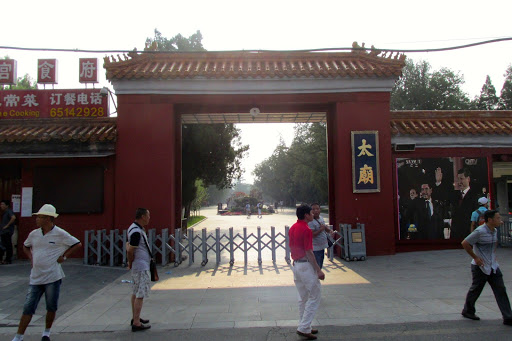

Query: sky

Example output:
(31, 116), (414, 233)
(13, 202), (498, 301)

(2, 0), (512, 183)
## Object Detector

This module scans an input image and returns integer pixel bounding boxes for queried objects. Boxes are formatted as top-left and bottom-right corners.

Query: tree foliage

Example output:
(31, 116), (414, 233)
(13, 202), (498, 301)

(253, 123), (328, 205)
(499, 65), (512, 110)
(475, 75), (500, 110)
(181, 123), (248, 217)
(390, 59), (471, 110)
(190, 179), (208, 215)
(145, 29), (205, 52)
(144, 30), (248, 218)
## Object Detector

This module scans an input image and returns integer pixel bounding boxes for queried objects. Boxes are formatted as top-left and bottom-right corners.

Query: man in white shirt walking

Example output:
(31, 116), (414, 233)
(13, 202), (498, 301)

(12, 204), (81, 341)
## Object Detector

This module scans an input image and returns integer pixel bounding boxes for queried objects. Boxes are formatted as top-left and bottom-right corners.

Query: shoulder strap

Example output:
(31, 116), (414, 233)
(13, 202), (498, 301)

(129, 224), (153, 258)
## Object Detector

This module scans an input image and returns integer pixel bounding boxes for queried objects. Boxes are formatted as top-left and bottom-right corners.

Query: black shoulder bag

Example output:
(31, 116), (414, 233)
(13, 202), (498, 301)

(315, 218), (334, 248)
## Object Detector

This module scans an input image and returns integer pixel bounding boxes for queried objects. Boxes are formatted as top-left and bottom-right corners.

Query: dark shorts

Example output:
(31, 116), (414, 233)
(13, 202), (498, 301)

(22, 279), (62, 315)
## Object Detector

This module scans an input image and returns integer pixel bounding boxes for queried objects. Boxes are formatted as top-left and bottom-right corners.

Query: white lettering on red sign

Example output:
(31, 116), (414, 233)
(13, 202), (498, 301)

(0, 62), (12, 80)
(37, 59), (58, 84)
(39, 62), (54, 79)
(50, 93), (62, 105)
(0, 60), (17, 85)
(90, 92), (102, 105)
(77, 93), (89, 105)
(64, 93), (76, 105)
(79, 58), (98, 83)
(4, 94), (20, 107)
(21, 94), (39, 107)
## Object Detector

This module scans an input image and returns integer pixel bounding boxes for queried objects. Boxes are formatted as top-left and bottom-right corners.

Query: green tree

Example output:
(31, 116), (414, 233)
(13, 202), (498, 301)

(190, 179), (208, 216)
(253, 123), (328, 205)
(391, 59), (471, 110)
(253, 138), (294, 205)
(145, 29), (205, 52)
(181, 123), (248, 218)
(0, 56), (37, 90)
(500, 65), (512, 110)
(475, 75), (500, 110)
(144, 30), (248, 219)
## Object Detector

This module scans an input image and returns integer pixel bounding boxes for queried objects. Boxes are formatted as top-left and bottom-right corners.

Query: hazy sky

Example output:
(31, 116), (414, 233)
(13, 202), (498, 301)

(3, 0), (511, 183)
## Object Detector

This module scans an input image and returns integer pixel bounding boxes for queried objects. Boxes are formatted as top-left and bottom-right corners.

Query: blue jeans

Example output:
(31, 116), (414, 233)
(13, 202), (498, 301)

(313, 250), (324, 269)
(23, 279), (62, 315)
(463, 265), (512, 320)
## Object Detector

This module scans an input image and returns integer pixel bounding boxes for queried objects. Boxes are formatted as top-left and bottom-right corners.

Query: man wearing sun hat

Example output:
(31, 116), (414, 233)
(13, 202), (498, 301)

(11, 204), (81, 341)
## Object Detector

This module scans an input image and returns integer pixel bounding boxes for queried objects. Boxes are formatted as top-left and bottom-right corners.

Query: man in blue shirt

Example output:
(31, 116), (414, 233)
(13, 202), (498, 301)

(461, 210), (512, 325)
(470, 197), (488, 233)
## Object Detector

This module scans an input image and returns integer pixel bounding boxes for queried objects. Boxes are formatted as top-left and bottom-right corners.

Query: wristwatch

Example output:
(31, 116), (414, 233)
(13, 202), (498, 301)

(63, 256), (67, 261)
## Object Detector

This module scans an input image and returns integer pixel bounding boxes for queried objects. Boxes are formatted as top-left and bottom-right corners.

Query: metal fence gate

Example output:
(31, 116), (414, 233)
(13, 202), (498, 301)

(83, 224), (358, 267)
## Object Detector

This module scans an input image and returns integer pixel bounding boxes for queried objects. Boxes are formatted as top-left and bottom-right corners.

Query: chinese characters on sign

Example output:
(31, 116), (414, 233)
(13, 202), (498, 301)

(0, 59), (17, 85)
(79, 58), (98, 83)
(0, 89), (108, 119)
(38, 59), (58, 84)
(352, 131), (380, 193)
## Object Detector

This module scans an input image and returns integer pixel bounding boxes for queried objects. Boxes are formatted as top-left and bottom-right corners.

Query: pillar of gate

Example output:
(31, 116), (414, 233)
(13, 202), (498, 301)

(114, 95), (182, 234)
(327, 94), (396, 256)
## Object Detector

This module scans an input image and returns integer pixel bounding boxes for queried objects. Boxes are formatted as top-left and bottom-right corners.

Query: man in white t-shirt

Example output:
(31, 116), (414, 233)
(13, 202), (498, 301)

(12, 204), (81, 341)
(307, 203), (333, 269)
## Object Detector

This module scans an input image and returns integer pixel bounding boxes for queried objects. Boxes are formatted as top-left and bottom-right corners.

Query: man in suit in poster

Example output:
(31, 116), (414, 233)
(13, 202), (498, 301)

(415, 183), (444, 240)
(434, 167), (479, 240)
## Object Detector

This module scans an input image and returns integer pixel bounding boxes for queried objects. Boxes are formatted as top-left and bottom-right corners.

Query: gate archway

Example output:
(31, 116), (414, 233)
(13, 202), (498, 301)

(105, 49), (405, 256)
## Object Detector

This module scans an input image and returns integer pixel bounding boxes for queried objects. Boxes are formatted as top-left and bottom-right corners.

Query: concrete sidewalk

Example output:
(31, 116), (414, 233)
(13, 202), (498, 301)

(2, 248), (512, 338)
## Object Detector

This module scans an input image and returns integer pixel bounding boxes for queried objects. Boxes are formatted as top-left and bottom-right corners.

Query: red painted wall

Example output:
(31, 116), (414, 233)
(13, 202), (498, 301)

(328, 92), (396, 256)
(16, 157), (115, 258)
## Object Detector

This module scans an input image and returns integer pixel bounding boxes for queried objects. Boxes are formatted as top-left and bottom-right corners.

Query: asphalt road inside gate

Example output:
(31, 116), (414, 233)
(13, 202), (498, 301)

(188, 206), (329, 263)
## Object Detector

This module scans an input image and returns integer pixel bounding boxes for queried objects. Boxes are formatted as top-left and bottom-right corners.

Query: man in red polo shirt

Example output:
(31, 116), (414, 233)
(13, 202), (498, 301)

(289, 204), (325, 340)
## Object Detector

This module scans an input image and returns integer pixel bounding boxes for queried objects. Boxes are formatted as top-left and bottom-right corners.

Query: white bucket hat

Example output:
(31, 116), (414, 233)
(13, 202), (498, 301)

(33, 204), (59, 218)
(478, 197), (489, 205)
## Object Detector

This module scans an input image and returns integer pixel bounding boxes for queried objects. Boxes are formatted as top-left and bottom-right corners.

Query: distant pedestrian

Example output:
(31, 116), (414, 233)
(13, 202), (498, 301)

(257, 202), (262, 218)
(308, 203), (334, 269)
(461, 210), (512, 325)
(289, 204), (325, 340)
(12, 204), (81, 341)
(280, 200), (284, 213)
(127, 208), (153, 332)
(470, 197), (489, 232)
(245, 202), (251, 218)
(1, 199), (16, 264)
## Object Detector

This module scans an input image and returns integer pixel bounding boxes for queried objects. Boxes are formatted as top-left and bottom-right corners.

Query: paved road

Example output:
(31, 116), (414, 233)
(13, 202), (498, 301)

(0, 260), (125, 327)
(3, 207), (512, 340)
(188, 206), (329, 263)
(20, 320), (512, 340)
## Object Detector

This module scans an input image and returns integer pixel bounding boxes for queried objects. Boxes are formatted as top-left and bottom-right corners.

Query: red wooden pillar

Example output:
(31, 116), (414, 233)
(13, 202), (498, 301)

(328, 93), (396, 255)
(114, 95), (181, 233)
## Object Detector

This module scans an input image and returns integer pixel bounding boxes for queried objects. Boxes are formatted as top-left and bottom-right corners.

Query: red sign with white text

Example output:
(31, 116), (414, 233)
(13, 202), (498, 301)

(0, 59), (17, 85)
(38, 59), (58, 84)
(79, 58), (98, 83)
(0, 89), (109, 119)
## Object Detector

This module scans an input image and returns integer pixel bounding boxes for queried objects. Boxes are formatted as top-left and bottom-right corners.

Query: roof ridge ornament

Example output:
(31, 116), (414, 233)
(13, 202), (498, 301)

(352, 41), (406, 62)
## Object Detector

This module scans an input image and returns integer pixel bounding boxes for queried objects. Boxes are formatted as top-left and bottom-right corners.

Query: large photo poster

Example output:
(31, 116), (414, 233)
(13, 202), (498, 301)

(397, 157), (489, 241)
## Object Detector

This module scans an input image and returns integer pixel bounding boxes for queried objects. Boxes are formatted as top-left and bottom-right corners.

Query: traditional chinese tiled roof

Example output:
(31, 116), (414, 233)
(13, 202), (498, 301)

(0, 118), (117, 143)
(104, 49), (406, 80)
(390, 111), (512, 136)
